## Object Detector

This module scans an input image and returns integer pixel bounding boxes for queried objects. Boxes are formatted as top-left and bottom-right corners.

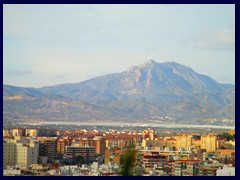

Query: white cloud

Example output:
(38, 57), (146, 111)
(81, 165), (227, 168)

(7, 69), (33, 76)
(194, 27), (235, 50)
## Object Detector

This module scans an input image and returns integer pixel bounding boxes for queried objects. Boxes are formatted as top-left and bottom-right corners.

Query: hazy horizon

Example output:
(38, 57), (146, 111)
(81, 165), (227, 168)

(4, 4), (235, 87)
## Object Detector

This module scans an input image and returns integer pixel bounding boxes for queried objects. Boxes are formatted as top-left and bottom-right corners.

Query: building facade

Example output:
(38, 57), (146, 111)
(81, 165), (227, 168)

(64, 146), (95, 164)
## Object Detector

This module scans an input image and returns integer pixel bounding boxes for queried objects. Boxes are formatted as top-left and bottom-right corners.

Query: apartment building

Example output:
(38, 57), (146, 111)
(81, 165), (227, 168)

(174, 160), (199, 176)
(57, 138), (72, 156)
(3, 138), (39, 169)
(201, 135), (217, 152)
(176, 135), (192, 149)
(64, 146), (95, 164)
(39, 139), (57, 162)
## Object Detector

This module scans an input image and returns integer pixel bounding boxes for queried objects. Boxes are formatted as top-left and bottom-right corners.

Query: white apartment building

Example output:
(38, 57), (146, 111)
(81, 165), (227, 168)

(3, 137), (39, 169)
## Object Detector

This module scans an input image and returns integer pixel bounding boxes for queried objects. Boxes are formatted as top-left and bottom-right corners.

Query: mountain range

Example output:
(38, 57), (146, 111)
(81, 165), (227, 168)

(3, 60), (235, 123)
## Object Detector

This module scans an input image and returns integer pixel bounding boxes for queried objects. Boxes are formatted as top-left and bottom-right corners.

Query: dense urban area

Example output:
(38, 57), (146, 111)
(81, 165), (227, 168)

(3, 126), (235, 176)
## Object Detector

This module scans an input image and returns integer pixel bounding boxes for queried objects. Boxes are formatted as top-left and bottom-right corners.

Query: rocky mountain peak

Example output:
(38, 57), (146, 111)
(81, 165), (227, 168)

(138, 59), (157, 68)
(144, 59), (157, 65)
(3, 60), (234, 122)
(135, 60), (184, 74)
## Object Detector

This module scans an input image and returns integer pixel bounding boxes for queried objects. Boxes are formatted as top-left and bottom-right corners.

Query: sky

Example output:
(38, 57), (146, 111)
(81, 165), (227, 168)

(3, 4), (235, 88)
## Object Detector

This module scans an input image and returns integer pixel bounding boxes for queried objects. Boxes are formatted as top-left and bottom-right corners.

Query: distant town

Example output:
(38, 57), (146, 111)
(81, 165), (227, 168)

(3, 126), (235, 176)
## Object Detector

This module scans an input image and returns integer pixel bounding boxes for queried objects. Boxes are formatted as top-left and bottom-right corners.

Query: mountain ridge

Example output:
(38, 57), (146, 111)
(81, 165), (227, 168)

(3, 60), (235, 123)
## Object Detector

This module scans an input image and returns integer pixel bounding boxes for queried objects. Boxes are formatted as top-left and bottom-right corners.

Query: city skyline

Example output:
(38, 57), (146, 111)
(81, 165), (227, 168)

(3, 4), (235, 87)
(3, 126), (235, 176)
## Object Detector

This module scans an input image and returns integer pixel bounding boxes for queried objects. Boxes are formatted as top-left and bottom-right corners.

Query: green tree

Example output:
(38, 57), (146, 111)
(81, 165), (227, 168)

(119, 147), (137, 176)
(73, 155), (84, 165)
(217, 133), (235, 141)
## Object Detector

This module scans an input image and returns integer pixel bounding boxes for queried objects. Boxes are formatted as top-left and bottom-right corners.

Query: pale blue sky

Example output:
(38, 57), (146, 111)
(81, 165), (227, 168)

(3, 4), (235, 87)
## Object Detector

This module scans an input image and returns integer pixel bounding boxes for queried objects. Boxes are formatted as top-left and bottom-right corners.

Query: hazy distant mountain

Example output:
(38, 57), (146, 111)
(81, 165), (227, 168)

(3, 60), (235, 122)
(3, 85), (44, 97)
(3, 85), (120, 121)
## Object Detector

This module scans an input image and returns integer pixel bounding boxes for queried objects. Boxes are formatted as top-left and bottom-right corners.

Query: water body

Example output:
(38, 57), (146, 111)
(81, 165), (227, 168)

(30, 121), (234, 129)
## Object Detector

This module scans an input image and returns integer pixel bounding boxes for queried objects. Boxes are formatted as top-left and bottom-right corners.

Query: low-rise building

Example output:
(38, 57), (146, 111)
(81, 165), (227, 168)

(216, 166), (235, 176)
